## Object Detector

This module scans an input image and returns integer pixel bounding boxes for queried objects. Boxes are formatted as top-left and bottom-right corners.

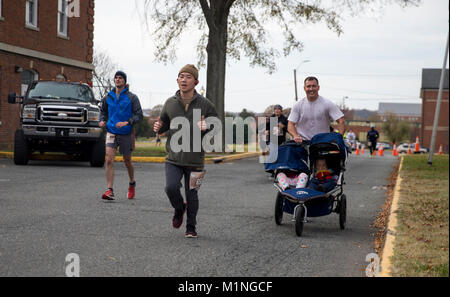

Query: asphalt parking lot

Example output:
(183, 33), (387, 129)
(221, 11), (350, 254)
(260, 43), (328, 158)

(0, 153), (398, 276)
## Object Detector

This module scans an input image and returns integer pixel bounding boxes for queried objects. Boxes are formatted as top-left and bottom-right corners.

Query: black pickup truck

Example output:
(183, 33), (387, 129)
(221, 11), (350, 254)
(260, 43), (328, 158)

(8, 80), (105, 167)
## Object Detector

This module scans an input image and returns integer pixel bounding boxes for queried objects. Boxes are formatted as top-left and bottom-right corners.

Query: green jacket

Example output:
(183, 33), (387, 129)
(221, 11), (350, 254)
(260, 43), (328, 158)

(157, 90), (218, 168)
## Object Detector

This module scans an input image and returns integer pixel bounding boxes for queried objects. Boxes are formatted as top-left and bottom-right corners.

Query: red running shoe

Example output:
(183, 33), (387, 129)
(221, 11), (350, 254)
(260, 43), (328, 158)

(128, 182), (136, 199)
(101, 188), (115, 200)
(172, 203), (187, 229)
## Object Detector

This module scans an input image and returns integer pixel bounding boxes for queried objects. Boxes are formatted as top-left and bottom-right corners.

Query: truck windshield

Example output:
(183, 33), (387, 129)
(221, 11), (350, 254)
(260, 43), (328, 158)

(28, 82), (94, 102)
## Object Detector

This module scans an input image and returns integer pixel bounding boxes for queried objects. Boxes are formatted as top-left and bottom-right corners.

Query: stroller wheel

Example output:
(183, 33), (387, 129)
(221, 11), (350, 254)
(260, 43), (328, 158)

(339, 194), (347, 229)
(275, 192), (284, 225)
(295, 206), (305, 237)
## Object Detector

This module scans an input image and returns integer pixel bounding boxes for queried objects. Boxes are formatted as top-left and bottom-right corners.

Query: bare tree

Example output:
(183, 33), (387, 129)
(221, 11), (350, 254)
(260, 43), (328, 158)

(138, 0), (420, 136)
(92, 48), (119, 99)
(150, 104), (164, 118)
(382, 113), (410, 144)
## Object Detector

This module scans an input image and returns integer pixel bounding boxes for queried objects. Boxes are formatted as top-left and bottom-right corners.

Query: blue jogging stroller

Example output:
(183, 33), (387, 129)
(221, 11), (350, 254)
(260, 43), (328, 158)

(269, 132), (349, 236)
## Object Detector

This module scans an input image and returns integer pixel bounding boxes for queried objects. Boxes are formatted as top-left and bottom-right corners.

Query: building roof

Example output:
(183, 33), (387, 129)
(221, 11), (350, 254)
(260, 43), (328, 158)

(421, 68), (449, 89)
(353, 109), (377, 120)
(378, 103), (421, 116)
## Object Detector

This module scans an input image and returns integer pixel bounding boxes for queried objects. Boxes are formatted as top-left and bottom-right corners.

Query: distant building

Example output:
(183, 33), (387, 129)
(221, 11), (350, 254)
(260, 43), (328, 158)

(420, 68), (449, 153)
(0, 0), (95, 149)
(378, 103), (421, 123)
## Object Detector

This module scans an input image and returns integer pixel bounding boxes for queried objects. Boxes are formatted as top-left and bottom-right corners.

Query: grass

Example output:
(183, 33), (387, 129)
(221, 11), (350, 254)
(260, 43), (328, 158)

(391, 155), (449, 277)
(130, 138), (261, 157)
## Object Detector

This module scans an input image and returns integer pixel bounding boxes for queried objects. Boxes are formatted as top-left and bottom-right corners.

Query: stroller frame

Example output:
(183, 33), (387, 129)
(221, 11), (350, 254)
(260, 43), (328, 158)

(273, 134), (348, 236)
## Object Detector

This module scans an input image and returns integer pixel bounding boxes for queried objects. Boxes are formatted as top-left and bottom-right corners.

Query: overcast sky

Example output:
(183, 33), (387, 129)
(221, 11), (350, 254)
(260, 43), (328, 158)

(93, 0), (449, 113)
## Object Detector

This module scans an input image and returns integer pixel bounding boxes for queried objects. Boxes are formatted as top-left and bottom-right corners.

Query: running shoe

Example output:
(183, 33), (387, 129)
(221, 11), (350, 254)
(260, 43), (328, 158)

(172, 202), (187, 229)
(101, 188), (115, 200)
(185, 226), (198, 238)
(127, 182), (136, 199)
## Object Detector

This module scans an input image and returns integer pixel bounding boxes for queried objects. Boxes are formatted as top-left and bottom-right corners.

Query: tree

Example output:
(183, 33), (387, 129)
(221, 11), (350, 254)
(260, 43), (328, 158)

(238, 108), (255, 119)
(92, 48), (118, 99)
(150, 104), (164, 118)
(382, 113), (410, 145)
(139, 0), (419, 143)
(134, 116), (151, 138)
(264, 105), (275, 116)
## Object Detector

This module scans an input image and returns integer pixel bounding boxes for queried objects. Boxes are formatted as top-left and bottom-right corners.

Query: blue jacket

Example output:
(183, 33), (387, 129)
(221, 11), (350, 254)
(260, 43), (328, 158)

(100, 86), (143, 135)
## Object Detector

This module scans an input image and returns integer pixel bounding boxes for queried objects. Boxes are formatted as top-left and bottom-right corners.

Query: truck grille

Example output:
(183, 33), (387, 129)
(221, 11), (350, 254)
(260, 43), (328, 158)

(39, 105), (87, 125)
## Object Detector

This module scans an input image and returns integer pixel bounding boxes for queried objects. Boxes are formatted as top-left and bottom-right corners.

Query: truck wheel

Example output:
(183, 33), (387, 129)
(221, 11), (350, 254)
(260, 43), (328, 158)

(14, 129), (29, 165)
(90, 134), (105, 167)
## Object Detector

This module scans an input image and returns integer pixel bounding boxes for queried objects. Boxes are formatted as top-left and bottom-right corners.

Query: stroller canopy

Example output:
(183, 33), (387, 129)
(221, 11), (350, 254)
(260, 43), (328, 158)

(309, 132), (348, 164)
(264, 142), (310, 174)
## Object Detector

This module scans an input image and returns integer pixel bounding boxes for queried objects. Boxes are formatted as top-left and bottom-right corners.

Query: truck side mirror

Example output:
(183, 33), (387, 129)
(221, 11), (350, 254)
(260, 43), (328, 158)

(8, 92), (17, 104)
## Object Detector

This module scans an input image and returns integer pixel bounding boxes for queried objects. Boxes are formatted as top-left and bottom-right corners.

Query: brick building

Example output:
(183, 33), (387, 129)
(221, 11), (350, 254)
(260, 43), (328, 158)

(420, 68), (449, 153)
(0, 0), (95, 149)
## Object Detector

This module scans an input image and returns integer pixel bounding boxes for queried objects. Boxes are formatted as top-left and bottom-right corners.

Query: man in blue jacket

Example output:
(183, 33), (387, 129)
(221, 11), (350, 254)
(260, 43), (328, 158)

(99, 71), (143, 200)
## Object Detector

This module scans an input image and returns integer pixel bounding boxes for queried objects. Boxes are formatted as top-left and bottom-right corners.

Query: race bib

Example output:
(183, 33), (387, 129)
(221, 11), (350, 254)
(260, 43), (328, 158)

(106, 132), (116, 144)
(190, 171), (206, 190)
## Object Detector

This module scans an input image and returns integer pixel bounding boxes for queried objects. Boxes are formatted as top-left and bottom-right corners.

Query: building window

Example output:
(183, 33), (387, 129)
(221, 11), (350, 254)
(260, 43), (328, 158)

(21, 70), (38, 96)
(58, 0), (68, 37)
(25, 0), (38, 28)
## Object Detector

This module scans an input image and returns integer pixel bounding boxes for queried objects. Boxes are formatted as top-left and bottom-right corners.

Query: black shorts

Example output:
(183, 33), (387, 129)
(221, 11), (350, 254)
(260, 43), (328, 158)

(106, 132), (134, 155)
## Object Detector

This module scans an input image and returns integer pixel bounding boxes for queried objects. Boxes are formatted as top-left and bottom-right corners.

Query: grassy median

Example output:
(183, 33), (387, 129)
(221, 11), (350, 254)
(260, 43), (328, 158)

(131, 139), (261, 157)
(392, 155), (449, 277)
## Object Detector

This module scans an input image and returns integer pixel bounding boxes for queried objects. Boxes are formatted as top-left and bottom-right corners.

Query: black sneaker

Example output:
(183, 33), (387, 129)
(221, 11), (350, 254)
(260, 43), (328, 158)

(172, 202), (186, 229)
(185, 226), (197, 238)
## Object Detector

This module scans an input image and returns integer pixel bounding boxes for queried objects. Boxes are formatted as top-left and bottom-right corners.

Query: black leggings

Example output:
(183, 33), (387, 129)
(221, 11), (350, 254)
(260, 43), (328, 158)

(165, 162), (199, 228)
(369, 141), (377, 155)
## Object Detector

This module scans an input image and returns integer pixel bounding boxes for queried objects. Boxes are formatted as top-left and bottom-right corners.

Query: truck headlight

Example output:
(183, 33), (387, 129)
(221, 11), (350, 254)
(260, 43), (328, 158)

(22, 107), (36, 119)
(88, 111), (100, 121)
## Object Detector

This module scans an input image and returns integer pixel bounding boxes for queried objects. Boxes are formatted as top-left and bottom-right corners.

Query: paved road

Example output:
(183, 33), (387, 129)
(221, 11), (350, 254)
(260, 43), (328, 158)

(0, 153), (398, 276)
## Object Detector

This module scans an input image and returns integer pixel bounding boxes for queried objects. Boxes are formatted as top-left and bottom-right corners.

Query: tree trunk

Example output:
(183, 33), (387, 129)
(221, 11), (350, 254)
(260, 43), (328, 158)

(205, 5), (228, 151)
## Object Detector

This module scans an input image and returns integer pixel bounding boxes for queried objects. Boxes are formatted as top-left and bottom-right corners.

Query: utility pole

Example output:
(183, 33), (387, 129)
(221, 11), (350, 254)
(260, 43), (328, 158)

(428, 30), (449, 166)
(293, 60), (310, 101)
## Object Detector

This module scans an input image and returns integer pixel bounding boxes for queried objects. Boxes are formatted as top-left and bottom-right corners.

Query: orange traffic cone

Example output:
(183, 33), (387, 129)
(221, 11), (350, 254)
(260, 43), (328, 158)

(361, 145), (365, 155)
(407, 143), (412, 155)
(378, 144), (384, 156)
(438, 144), (443, 155)
(414, 136), (420, 153)
(355, 144), (360, 155)
(392, 143), (398, 156)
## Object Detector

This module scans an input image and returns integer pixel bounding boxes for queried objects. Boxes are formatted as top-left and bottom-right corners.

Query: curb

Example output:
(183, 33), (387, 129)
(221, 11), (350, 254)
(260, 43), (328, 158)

(0, 151), (261, 164)
(378, 155), (403, 277)
(0, 152), (13, 158)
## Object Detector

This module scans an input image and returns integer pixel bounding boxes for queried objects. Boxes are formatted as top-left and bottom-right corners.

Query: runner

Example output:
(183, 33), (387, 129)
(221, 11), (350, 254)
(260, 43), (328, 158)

(99, 71), (143, 200)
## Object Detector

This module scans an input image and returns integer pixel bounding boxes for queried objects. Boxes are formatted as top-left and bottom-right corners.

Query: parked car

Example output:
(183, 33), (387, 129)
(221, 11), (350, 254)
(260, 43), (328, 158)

(396, 142), (428, 154)
(376, 142), (391, 150)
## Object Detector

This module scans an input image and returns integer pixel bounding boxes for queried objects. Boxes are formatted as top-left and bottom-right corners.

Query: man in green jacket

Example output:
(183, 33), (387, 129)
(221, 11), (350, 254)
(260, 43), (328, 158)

(153, 64), (218, 238)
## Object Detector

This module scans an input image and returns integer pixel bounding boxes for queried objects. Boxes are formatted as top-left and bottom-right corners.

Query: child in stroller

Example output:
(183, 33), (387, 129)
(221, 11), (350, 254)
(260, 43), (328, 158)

(307, 158), (339, 193)
(276, 171), (308, 191)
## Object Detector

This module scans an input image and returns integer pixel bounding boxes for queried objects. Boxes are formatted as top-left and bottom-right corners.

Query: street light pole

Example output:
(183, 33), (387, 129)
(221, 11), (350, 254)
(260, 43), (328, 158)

(294, 69), (298, 101)
(427, 30), (449, 166)
(293, 60), (310, 101)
